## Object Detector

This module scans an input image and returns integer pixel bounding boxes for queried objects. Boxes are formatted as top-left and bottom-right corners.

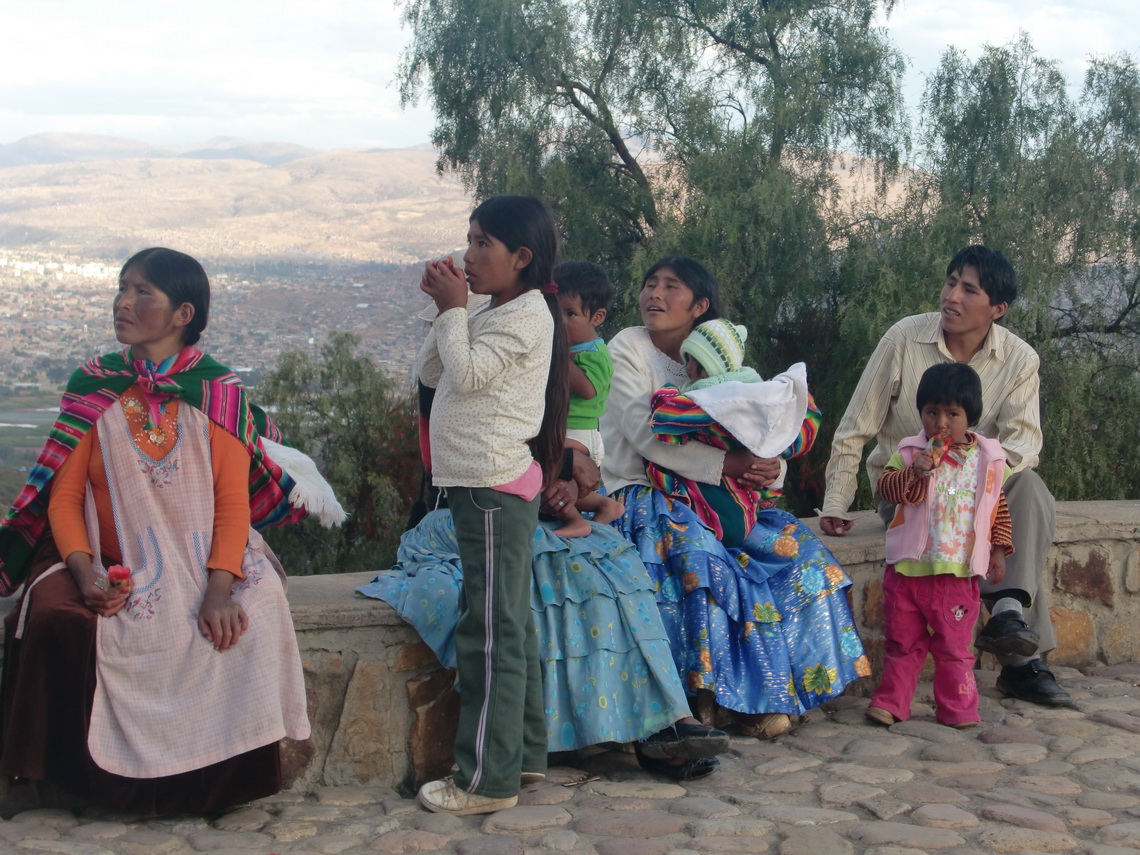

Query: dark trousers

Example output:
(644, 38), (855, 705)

(448, 486), (546, 798)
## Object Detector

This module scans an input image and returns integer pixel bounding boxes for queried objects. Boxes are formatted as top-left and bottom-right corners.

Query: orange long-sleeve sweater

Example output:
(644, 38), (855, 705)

(48, 386), (253, 577)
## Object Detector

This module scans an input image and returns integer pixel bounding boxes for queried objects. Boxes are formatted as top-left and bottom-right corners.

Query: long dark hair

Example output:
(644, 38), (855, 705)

(120, 247), (211, 345)
(471, 195), (568, 484)
(642, 255), (722, 325)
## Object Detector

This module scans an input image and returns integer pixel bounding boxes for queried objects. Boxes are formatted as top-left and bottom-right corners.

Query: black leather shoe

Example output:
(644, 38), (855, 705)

(637, 722), (730, 760)
(976, 610), (1040, 657)
(997, 660), (1075, 707)
(635, 747), (720, 780)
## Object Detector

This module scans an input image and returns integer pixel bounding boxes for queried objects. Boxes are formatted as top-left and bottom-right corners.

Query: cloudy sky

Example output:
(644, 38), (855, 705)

(1, 0), (1136, 151)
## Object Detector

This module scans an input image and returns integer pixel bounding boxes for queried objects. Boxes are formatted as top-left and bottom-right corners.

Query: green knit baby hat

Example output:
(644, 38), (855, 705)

(681, 318), (748, 377)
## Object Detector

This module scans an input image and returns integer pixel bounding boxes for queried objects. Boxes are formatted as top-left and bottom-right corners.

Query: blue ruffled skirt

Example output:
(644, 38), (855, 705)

(355, 509), (689, 751)
(613, 486), (871, 715)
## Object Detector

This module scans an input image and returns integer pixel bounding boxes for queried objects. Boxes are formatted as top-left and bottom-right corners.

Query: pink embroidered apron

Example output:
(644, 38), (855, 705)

(85, 403), (310, 778)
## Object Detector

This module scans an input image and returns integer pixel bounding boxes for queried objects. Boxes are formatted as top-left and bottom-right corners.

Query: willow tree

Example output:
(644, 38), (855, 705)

(398, 0), (907, 285)
(856, 37), (1140, 502)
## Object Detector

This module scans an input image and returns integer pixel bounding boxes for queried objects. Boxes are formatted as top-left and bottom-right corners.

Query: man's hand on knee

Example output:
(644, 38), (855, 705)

(820, 516), (854, 537)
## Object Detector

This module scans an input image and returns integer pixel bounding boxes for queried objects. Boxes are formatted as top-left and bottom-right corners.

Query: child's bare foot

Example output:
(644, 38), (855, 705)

(552, 508), (593, 538)
(591, 496), (624, 525)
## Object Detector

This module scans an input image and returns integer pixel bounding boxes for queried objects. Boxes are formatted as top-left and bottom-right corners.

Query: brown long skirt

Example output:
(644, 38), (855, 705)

(0, 540), (282, 816)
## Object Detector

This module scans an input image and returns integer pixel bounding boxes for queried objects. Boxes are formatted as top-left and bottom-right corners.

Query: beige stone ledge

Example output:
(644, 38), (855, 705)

(1, 500), (1137, 796)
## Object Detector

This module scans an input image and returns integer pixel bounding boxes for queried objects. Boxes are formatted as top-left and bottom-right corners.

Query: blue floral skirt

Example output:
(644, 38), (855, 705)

(613, 486), (871, 715)
(355, 509), (689, 751)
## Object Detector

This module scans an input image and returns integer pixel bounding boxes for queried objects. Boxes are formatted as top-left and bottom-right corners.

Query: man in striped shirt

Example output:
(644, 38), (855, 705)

(820, 245), (1071, 708)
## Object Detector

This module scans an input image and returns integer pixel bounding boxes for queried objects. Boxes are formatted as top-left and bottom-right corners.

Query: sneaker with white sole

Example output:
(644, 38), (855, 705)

(417, 776), (518, 815)
(521, 771), (546, 785)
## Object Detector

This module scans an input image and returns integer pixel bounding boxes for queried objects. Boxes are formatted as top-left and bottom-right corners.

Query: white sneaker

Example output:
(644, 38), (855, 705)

(417, 776), (518, 816)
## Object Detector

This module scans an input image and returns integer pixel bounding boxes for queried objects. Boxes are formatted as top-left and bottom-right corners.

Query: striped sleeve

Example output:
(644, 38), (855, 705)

(650, 386), (717, 435)
(991, 490), (1014, 554)
(782, 393), (821, 460)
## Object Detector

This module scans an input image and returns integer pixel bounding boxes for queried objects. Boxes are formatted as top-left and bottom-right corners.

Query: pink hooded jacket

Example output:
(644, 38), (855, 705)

(884, 431), (1007, 577)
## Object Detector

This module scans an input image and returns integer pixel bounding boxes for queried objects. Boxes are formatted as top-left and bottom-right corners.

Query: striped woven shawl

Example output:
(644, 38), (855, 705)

(0, 347), (303, 595)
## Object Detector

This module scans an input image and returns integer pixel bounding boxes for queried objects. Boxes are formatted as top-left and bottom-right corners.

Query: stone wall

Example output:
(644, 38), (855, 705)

(825, 500), (1140, 680)
(2, 500), (1137, 799)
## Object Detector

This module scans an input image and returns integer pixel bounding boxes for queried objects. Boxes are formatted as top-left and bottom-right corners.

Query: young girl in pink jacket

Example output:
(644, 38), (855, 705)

(866, 362), (1013, 729)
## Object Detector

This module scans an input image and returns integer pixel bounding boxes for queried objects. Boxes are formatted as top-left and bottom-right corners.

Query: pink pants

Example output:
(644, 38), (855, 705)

(871, 565), (980, 727)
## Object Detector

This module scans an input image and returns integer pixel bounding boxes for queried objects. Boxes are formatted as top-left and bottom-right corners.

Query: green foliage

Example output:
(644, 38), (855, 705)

(396, 0), (1140, 512)
(256, 333), (421, 575)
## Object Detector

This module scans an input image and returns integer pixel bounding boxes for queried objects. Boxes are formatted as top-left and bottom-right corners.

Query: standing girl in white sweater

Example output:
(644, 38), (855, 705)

(414, 195), (568, 816)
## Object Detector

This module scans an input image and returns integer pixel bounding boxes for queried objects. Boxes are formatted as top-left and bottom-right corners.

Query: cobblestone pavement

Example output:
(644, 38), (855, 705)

(4, 663), (1140, 854)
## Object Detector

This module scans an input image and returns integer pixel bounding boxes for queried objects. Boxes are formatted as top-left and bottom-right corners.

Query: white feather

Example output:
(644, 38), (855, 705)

(260, 437), (348, 528)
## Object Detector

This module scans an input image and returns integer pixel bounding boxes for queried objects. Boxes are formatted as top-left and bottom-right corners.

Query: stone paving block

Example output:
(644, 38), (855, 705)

(1078, 767), (1140, 793)
(1038, 719), (1099, 737)
(846, 821), (965, 848)
(517, 784), (575, 805)
(757, 771), (818, 793)
(779, 736), (843, 759)
(667, 798), (741, 819)
(1079, 791), (1140, 809)
(264, 820), (319, 841)
(753, 806), (858, 826)
(719, 790), (797, 808)
(829, 763), (914, 785)
(979, 803), (1067, 831)
(842, 737), (912, 758)
(593, 838), (672, 855)
(379, 796), (422, 816)
(988, 742), (1047, 765)
(974, 825), (1080, 851)
(933, 772), (1001, 791)
(11, 809), (81, 829)
(1020, 758), (1077, 775)
(687, 819), (775, 838)
(858, 797), (912, 820)
(10, 841), (119, 855)
(578, 795), (656, 812)
(909, 804), (978, 828)
(538, 829), (579, 851)
(1056, 805), (1116, 828)
(1013, 774), (1083, 795)
(110, 829), (185, 855)
(313, 785), (392, 806)
(751, 756), (821, 776)
(481, 806), (572, 834)
(62, 823), (129, 842)
(369, 828), (452, 852)
(689, 837), (770, 852)
(212, 809), (272, 833)
(575, 810), (686, 837)
(776, 827), (851, 855)
(278, 804), (367, 822)
(584, 781), (687, 799)
(147, 816), (210, 835)
(890, 721), (972, 743)
(922, 760), (1005, 777)
(457, 834), (523, 854)
(818, 781), (886, 807)
(303, 834), (371, 854)
(898, 782), (970, 804)
(919, 741), (992, 763)
(1097, 821), (1140, 848)
(186, 829), (277, 850)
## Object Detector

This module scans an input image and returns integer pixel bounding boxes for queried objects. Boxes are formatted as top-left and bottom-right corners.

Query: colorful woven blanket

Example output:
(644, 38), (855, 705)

(0, 347), (305, 595)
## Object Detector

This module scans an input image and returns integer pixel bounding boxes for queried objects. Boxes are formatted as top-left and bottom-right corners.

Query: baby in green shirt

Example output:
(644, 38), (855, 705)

(552, 261), (624, 537)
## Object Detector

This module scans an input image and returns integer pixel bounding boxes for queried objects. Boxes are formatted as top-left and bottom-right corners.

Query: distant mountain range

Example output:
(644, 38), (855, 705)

(0, 133), (470, 264)
(0, 133), (333, 169)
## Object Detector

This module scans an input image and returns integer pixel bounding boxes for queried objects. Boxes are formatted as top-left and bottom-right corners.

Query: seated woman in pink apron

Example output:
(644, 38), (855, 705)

(0, 248), (342, 815)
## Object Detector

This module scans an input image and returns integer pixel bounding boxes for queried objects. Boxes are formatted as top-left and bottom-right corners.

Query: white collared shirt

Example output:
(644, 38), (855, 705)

(822, 313), (1042, 520)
